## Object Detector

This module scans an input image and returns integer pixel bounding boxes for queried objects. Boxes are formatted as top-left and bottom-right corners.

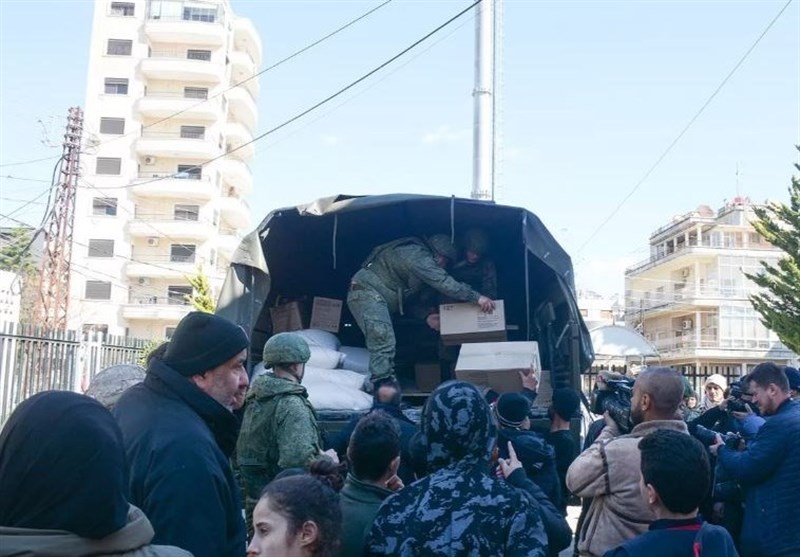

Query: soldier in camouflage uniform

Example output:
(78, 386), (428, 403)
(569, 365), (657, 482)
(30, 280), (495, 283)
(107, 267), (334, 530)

(364, 381), (549, 557)
(347, 234), (496, 385)
(236, 333), (325, 532)
(451, 228), (498, 299)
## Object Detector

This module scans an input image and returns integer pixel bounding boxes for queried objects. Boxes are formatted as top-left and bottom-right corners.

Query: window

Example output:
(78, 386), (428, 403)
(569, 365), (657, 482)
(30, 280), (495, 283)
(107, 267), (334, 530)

(183, 6), (216, 22)
(88, 239), (114, 257)
(176, 164), (201, 180)
(82, 323), (109, 336)
(170, 244), (196, 263)
(174, 204), (199, 221)
(92, 197), (117, 216)
(85, 281), (112, 300)
(180, 125), (205, 139)
(187, 49), (211, 61)
(99, 117), (125, 135)
(107, 39), (133, 56)
(110, 2), (135, 16)
(167, 285), (192, 305)
(104, 77), (129, 95)
(184, 87), (208, 99)
(96, 157), (122, 175)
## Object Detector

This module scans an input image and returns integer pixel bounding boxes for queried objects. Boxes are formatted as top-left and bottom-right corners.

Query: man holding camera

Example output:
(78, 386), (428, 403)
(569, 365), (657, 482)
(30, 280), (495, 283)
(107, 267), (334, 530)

(567, 367), (688, 557)
(711, 362), (800, 557)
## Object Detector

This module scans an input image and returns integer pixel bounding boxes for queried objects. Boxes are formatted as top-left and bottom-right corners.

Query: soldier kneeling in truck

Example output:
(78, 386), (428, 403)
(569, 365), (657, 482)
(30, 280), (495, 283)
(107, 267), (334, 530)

(347, 234), (496, 389)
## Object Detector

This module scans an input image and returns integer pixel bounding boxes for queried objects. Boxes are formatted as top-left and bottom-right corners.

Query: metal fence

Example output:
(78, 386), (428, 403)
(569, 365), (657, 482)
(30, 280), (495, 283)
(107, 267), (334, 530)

(0, 322), (149, 424)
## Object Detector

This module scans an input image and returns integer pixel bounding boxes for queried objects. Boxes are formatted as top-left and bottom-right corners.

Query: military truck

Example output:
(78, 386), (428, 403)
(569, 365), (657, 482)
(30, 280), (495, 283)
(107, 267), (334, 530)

(216, 193), (594, 432)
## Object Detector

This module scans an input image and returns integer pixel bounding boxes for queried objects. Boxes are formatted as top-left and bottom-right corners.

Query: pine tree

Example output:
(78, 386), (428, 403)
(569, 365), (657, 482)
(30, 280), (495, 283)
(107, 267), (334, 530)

(186, 267), (216, 313)
(0, 227), (36, 275)
(745, 149), (800, 353)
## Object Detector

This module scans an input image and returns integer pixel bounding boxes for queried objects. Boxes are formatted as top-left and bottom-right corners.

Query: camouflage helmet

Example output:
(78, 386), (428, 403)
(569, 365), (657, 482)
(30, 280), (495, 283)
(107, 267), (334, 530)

(462, 228), (489, 257)
(262, 332), (311, 366)
(426, 234), (457, 261)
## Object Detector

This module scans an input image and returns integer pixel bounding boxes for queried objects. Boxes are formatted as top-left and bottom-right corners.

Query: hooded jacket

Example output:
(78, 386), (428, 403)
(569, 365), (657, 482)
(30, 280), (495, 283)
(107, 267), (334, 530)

(602, 516), (739, 557)
(0, 506), (191, 557)
(236, 373), (323, 514)
(365, 381), (548, 557)
(498, 428), (562, 507)
(567, 419), (689, 557)
(113, 360), (245, 557)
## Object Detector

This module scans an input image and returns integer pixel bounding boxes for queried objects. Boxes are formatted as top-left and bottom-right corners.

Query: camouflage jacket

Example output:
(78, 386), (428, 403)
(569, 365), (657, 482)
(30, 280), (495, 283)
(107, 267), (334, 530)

(235, 374), (322, 501)
(364, 459), (548, 557)
(353, 238), (481, 315)
(450, 258), (497, 299)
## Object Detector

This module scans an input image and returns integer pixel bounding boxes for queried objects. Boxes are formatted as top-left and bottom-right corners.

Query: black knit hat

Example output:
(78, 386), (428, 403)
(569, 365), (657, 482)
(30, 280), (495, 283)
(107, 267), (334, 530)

(551, 388), (580, 421)
(162, 312), (249, 376)
(495, 393), (531, 429)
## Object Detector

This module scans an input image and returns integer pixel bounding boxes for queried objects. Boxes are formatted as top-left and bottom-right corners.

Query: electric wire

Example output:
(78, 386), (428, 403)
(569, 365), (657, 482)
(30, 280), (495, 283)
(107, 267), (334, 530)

(0, 154), (61, 169)
(575, 0), (794, 255)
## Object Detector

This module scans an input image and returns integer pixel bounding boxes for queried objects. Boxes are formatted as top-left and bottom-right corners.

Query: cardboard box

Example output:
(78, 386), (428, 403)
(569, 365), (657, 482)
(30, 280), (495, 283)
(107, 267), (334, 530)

(414, 362), (441, 393)
(309, 297), (343, 333)
(455, 341), (541, 394)
(439, 300), (507, 346)
(270, 301), (305, 333)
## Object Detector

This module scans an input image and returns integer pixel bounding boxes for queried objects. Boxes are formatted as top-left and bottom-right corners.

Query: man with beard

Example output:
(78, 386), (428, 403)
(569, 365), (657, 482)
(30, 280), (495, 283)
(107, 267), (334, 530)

(566, 367), (688, 557)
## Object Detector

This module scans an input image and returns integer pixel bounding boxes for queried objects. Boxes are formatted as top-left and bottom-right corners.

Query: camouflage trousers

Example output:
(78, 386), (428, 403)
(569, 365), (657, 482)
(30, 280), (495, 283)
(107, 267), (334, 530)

(346, 286), (396, 382)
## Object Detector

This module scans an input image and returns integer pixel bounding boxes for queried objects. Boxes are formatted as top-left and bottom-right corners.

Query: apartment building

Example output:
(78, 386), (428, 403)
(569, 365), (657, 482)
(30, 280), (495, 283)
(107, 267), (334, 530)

(624, 197), (797, 378)
(69, 0), (261, 338)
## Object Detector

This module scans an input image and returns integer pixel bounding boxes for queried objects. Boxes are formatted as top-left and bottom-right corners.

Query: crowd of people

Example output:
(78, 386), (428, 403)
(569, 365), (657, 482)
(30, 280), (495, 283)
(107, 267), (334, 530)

(1, 306), (799, 556)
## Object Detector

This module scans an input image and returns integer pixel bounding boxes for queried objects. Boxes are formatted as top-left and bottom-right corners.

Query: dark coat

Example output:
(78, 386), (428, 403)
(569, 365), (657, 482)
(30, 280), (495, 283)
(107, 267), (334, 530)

(113, 360), (246, 557)
(328, 402), (418, 485)
(717, 399), (800, 557)
(337, 474), (393, 557)
(506, 468), (572, 557)
(602, 517), (739, 557)
(498, 428), (562, 508)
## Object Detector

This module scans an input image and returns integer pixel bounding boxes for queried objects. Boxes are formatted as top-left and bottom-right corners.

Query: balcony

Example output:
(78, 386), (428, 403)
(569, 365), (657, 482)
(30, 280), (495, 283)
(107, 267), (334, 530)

(626, 285), (755, 316)
(123, 296), (192, 321)
(232, 17), (262, 66)
(649, 335), (794, 361)
(144, 17), (226, 46)
(136, 92), (221, 121)
(218, 195), (250, 227)
(219, 158), (253, 195)
(130, 172), (216, 200)
(137, 130), (219, 159)
(225, 87), (257, 132)
(126, 255), (206, 280)
(230, 49), (256, 79)
(140, 52), (224, 83)
(127, 213), (216, 241)
(217, 228), (243, 256)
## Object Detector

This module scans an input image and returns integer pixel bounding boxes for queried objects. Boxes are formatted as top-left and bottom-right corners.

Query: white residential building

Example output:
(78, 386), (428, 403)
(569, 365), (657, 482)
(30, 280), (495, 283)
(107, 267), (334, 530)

(69, 0), (260, 339)
(625, 197), (797, 378)
(0, 271), (22, 324)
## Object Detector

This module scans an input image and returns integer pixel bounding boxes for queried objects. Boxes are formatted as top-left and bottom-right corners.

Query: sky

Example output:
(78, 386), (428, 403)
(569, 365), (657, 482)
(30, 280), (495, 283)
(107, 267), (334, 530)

(1, 0), (798, 297)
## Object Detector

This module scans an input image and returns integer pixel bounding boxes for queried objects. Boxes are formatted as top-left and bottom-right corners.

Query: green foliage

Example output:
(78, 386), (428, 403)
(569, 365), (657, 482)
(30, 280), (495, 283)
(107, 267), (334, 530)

(0, 227), (36, 275)
(745, 148), (800, 353)
(186, 267), (216, 314)
(137, 337), (167, 368)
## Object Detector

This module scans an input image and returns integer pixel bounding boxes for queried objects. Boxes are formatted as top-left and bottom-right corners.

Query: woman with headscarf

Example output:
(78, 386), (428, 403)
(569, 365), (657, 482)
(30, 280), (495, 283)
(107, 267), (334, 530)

(0, 391), (191, 557)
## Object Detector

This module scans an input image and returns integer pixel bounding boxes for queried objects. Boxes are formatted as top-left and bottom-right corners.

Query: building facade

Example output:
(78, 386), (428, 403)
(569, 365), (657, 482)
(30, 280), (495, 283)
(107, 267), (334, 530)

(69, 0), (260, 338)
(624, 197), (797, 380)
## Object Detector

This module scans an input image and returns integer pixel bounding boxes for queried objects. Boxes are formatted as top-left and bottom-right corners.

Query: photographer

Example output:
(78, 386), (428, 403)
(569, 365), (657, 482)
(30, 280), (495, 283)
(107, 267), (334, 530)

(566, 367), (688, 557)
(710, 362), (800, 557)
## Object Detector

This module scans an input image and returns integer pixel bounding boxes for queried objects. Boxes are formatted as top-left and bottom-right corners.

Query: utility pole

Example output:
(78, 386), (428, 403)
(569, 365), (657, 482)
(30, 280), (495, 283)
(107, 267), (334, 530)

(471, 0), (497, 201)
(35, 107), (83, 330)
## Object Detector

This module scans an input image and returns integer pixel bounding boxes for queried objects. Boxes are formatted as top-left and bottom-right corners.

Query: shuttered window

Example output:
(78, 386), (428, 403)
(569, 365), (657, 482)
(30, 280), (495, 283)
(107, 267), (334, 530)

(85, 281), (112, 300)
(167, 285), (192, 305)
(180, 125), (205, 139)
(170, 244), (196, 263)
(184, 87), (208, 99)
(88, 239), (114, 257)
(92, 197), (117, 216)
(104, 78), (129, 95)
(96, 157), (122, 175)
(99, 117), (125, 134)
(174, 204), (199, 221)
(107, 39), (133, 55)
(109, 2), (135, 16)
(187, 49), (211, 61)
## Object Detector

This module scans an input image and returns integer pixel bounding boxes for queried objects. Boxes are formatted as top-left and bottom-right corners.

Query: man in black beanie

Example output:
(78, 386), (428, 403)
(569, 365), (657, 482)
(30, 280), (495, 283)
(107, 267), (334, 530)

(114, 312), (250, 557)
(547, 387), (580, 513)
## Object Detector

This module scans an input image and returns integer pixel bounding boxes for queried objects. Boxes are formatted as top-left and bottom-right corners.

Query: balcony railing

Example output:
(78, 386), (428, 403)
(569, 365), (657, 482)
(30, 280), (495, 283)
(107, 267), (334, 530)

(130, 254), (204, 265)
(129, 295), (191, 306)
(136, 171), (210, 182)
(627, 238), (777, 274)
(649, 336), (790, 355)
(149, 50), (213, 61)
(141, 130), (207, 140)
(626, 286), (754, 312)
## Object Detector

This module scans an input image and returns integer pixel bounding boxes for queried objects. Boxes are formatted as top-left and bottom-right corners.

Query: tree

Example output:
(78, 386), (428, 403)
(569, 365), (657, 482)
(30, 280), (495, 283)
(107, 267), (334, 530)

(0, 227), (36, 275)
(186, 267), (216, 313)
(745, 149), (800, 353)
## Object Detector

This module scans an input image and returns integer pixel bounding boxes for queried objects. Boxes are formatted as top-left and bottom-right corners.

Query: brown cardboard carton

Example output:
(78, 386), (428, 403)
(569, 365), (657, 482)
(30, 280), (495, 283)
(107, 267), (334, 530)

(309, 297), (343, 333)
(414, 362), (441, 393)
(439, 300), (507, 346)
(270, 301), (304, 333)
(455, 341), (541, 394)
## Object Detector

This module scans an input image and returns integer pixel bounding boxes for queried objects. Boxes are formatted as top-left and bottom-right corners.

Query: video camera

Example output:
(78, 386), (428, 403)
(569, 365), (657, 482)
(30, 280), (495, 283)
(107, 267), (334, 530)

(726, 380), (753, 414)
(693, 424), (742, 450)
(591, 376), (635, 434)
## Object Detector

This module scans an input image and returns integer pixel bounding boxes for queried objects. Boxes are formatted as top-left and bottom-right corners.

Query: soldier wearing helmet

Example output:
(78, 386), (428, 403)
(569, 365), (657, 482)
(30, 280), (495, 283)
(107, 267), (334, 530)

(347, 234), (496, 388)
(451, 228), (498, 299)
(236, 333), (329, 532)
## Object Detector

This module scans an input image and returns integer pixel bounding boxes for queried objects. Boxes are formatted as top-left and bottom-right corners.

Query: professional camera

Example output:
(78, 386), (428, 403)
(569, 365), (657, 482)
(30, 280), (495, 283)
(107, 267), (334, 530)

(726, 380), (753, 414)
(591, 376), (635, 433)
(693, 425), (742, 450)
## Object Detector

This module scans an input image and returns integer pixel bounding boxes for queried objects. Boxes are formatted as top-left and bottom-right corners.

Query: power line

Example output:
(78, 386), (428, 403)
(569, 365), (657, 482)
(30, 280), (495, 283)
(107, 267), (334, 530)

(0, 154), (61, 168)
(101, 0), (483, 192)
(1, 175), (53, 184)
(576, 0), (794, 255)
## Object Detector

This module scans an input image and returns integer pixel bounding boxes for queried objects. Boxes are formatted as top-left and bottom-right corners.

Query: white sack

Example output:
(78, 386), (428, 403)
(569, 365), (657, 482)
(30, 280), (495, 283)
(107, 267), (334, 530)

(303, 368), (372, 410)
(303, 366), (366, 391)
(295, 329), (341, 351)
(339, 346), (371, 375)
(306, 346), (345, 369)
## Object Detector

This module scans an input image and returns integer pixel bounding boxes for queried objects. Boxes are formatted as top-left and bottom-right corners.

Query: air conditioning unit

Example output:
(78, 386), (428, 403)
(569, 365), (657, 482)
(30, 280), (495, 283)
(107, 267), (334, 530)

(137, 277), (150, 286)
(143, 156), (157, 166)
(147, 237), (159, 247)
(681, 268), (691, 278)
(682, 319), (693, 330)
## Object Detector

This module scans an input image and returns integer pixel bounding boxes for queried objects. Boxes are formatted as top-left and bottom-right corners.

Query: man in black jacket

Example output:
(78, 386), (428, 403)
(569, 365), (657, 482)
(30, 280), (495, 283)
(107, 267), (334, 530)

(114, 312), (250, 557)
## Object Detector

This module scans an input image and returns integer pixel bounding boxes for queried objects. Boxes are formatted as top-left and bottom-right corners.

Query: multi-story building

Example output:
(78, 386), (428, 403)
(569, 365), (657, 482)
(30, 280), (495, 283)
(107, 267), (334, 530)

(577, 289), (623, 329)
(625, 196), (797, 379)
(69, 0), (260, 339)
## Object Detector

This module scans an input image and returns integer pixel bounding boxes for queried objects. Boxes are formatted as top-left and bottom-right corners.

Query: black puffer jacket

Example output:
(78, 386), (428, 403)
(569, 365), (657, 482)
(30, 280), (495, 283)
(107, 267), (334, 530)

(498, 428), (562, 508)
